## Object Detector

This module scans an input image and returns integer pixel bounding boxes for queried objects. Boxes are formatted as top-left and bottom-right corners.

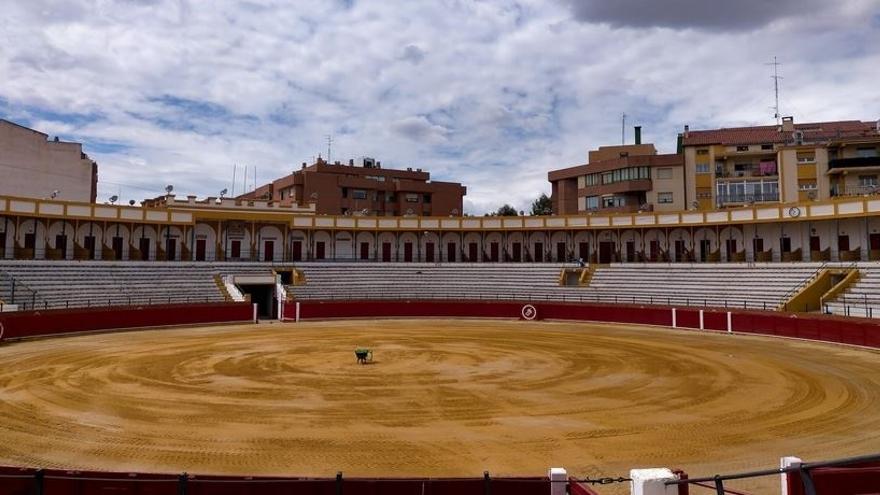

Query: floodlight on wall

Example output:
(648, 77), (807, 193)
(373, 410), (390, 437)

(50, 190), (60, 199)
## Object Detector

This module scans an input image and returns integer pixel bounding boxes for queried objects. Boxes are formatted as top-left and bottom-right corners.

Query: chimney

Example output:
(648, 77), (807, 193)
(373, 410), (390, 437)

(349, 159), (354, 166)
(683, 125), (689, 138)
(782, 116), (794, 133)
(634, 126), (642, 145)
(377, 161), (381, 168)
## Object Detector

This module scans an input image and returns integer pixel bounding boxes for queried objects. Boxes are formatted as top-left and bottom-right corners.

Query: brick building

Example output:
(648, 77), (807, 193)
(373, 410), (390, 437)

(549, 128), (684, 215)
(240, 157), (466, 216)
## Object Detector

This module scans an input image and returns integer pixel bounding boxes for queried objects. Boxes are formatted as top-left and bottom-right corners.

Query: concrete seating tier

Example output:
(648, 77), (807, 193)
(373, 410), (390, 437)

(287, 262), (825, 312)
(0, 261), (293, 311)
(822, 262), (880, 318)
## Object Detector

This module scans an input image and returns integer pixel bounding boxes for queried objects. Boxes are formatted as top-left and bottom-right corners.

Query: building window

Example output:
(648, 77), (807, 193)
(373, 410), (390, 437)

(696, 163), (710, 174)
(736, 145), (749, 152)
(858, 175), (878, 187)
(657, 192), (674, 204)
(602, 196), (625, 208)
(797, 152), (816, 163)
(696, 148), (709, 155)
(405, 193), (419, 203)
(353, 190), (367, 200)
(423, 194), (431, 203)
(341, 187), (348, 198)
(761, 144), (774, 150)
(656, 168), (673, 179)
(585, 196), (599, 209)
(857, 147), (878, 158)
(798, 181), (817, 190)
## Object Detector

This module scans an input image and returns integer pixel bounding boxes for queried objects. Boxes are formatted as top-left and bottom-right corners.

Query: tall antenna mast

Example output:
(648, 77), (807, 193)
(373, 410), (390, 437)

(326, 135), (333, 163)
(621, 113), (627, 145)
(766, 56), (783, 125)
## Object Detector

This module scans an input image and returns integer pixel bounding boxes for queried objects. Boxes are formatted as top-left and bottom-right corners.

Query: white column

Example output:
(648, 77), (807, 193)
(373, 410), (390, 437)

(780, 456), (802, 495)
(727, 311), (732, 333)
(295, 301), (301, 322)
(253, 303), (258, 323)
(699, 309), (704, 330)
(671, 308), (677, 328)
(630, 468), (678, 495)
(548, 467), (566, 495)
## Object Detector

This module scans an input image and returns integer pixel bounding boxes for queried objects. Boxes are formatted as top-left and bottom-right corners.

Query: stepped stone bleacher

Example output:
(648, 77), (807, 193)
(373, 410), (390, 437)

(585, 263), (823, 311)
(823, 263), (880, 318)
(0, 261), (293, 311)
(287, 262), (824, 312)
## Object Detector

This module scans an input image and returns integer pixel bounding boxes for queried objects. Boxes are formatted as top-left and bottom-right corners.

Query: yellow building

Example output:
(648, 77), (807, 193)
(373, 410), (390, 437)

(681, 117), (880, 210)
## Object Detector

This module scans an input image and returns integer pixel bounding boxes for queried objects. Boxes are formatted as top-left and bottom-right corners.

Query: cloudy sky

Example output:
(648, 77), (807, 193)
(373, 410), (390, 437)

(2, 0), (879, 213)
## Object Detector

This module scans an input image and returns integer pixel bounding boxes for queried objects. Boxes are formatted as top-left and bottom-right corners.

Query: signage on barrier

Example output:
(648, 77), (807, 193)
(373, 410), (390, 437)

(521, 304), (537, 321)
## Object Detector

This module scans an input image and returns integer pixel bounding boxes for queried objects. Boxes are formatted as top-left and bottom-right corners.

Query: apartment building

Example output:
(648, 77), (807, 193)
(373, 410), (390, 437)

(549, 128), (685, 214)
(0, 119), (98, 203)
(239, 157), (466, 216)
(681, 117), (880, 210)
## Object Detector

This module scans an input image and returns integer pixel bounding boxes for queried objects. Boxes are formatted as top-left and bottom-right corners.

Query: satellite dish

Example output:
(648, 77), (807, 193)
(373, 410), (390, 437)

(165, 185), (174, 194)
(451, 208), (459, 215)
(219, 188), (228, 198)
(109, 195), (118, 204)
(406, 208), (414, 215)
(50, 190), (60, 199)
(129, 200), (136, 206)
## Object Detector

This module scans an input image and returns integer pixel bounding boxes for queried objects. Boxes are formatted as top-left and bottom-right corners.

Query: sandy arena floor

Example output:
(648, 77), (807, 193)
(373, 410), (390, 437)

(1, 319), (879, 493)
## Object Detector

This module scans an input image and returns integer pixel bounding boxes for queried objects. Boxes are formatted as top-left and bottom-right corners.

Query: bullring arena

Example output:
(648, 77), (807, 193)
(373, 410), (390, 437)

(2, 315), (880, 493)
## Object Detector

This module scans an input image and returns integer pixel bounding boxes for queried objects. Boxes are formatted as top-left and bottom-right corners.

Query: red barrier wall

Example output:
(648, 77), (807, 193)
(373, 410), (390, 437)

(286, 300), (880, 349)
(0, 302), (253, 342)
(786, 462), (880, 495)
(0, 466), (547, 495)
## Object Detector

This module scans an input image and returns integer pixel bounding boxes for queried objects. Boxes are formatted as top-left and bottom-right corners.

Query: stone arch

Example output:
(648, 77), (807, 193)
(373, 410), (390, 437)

(46, 220), (76, 260)
(256, 225), (284, 262)
(75, 222), (104, 260)
(132, 225), (157, 261)
(194, 223), (218, 261)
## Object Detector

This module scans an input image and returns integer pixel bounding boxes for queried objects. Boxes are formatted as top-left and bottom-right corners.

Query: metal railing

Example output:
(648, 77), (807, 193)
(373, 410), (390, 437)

(665, 452), (880, 495)
(288, 288), (783, 311)
(777, 262), (827, 310)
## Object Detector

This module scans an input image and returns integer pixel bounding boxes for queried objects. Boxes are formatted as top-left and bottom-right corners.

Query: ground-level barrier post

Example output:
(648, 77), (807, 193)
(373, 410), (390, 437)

(671, 308), (677, 328)
(549, 467), (566, 495)
(34, 469), (44, 495)
(178, 472), (188, 495)
(630, 468), (678, 495)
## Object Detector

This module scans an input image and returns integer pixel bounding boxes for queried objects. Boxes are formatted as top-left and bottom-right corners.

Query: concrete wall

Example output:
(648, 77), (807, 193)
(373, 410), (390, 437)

(0, 121), (97, 203)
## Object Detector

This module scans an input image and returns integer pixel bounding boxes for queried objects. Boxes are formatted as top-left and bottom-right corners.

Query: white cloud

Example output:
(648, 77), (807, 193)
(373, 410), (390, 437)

(1, 0), (878, 213)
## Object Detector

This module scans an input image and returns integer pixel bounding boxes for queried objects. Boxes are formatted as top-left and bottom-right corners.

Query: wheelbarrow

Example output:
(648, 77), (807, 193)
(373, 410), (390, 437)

(355, 348), (373, 364)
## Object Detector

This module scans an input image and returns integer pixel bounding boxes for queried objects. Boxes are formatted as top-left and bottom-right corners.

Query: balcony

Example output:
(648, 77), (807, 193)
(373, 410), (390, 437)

(716, 192), (779, 206)
(828, 156), (880, 171)
(831, 185), (880, 197)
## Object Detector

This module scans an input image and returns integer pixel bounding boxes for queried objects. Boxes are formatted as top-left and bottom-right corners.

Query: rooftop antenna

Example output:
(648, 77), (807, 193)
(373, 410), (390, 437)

(766, 56), (783, 125)
(231, 164), (237, 197)
(326, 135), (333, 163)
(621, 113), (627, 144)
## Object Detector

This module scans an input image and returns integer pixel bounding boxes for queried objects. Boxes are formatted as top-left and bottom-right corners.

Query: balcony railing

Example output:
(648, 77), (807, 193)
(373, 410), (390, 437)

(716, 192), (779, 205)
(831, 184), (880, 197)
(828, 156), (880, 170)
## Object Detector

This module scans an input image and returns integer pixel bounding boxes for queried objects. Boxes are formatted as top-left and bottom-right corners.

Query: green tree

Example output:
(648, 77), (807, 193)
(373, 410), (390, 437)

(493, 204), (519, 216)
(530, 193), (552, 216)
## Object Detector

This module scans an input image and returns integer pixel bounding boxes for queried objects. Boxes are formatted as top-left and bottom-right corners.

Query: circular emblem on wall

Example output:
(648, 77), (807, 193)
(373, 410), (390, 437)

(788, 206), (802, 218)
(521, 304), (537, 321)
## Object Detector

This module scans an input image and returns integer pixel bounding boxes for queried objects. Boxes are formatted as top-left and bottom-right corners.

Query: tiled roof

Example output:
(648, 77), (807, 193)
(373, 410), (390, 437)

(682, 120), (879, 146)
